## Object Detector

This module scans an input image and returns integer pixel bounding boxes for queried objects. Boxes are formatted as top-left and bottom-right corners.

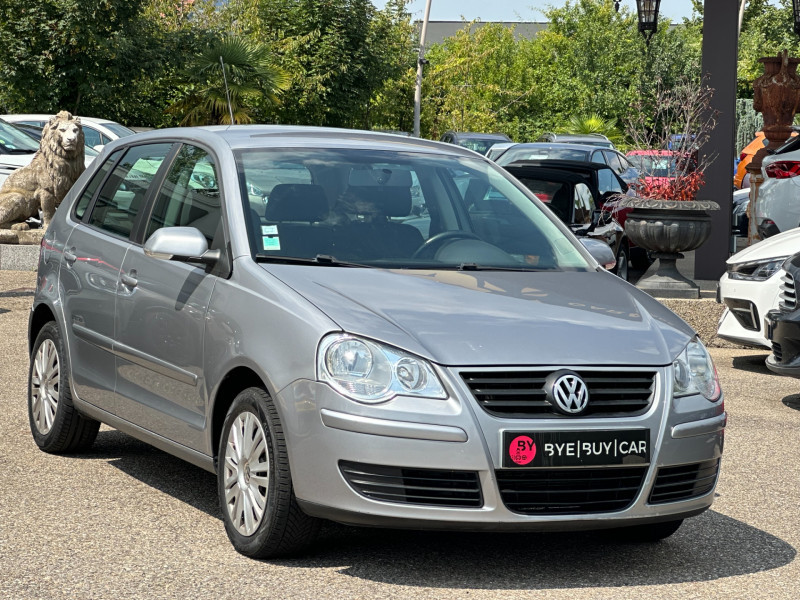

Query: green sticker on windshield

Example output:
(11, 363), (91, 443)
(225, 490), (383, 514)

(262, 236), (281, 251)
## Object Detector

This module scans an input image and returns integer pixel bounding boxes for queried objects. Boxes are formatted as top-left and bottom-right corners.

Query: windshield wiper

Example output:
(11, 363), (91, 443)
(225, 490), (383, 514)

(254, 254), (373, 268)
(4, 149), (36, 154)
(456, 262), (548, 272)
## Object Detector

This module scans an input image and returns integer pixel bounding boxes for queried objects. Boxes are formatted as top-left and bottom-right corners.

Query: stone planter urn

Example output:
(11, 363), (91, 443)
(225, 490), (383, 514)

(618, 197), (720, 298)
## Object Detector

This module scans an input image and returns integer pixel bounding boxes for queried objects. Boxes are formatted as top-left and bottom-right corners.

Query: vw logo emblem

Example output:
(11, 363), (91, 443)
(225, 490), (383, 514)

(545, 371), (589, 415)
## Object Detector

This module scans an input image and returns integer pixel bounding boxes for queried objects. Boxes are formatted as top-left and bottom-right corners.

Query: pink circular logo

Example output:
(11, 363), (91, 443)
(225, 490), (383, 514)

(509, 435), (536, 466)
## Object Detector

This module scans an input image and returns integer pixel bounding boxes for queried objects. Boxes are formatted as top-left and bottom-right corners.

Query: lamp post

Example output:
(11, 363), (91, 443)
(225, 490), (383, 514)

(413, 0), (433, 138)
(636, 0), (661, 44)
(793, 0), (800, 35)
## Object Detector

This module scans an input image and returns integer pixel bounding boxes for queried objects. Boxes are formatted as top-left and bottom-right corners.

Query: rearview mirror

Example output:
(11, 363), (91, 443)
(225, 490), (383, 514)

(144, 226), (220, 267)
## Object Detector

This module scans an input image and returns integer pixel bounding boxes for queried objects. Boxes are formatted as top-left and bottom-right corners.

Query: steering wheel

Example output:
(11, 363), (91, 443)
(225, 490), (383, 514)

(413, 231), (481, 259)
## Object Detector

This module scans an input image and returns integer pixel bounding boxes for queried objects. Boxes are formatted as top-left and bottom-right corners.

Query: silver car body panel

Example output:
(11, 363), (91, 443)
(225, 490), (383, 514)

(31, 125), (725, 532)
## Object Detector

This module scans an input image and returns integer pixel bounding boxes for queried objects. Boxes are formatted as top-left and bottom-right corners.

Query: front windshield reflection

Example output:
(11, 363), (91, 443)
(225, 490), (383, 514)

(236, 148), (591, 272)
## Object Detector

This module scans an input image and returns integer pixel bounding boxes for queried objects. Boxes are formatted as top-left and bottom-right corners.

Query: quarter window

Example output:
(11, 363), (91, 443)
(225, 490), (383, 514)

(87, 143), (173, 239)
(145, 144), (222, 245)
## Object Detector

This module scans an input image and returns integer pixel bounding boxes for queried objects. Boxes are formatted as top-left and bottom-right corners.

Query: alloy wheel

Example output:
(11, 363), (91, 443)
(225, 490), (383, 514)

(30, 339), (59, 435)
(223, 411), (270, 536)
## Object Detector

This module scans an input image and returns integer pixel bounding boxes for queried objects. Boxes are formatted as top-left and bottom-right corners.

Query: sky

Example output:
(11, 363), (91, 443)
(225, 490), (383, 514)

(372, 1), (699, 23)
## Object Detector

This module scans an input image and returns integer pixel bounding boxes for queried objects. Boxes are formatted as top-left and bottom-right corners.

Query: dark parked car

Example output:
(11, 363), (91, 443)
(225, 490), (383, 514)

(491, 143), (639, 186)
(504, 164), (630, 280)
(502, 159), (649, 270)
(439, 131), (511, 155)
(766, 252), (800, 376)
(537, 132), (615, 148)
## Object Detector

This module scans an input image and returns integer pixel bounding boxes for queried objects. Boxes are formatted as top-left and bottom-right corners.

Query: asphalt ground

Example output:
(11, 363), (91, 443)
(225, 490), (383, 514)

(1, 270), (798, 600)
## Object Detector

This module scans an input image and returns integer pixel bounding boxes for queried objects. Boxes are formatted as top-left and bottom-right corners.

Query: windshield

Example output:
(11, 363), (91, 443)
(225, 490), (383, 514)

(496, 147), (589, 166)
(627, 154), (678, 177)
(456, 138), (504, 155)
(102, 122), (136, 138)
(0, 120), (40, 153)
(236, 149), (591, 272)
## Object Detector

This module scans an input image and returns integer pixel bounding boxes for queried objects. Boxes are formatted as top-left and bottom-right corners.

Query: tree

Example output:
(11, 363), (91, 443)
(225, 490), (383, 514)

(168, 35), (289, 125)
(0, 0), (172, 125)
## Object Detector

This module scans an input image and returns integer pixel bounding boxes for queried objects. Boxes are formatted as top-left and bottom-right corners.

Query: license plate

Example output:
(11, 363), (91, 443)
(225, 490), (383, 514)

(502, 430), (650, 468)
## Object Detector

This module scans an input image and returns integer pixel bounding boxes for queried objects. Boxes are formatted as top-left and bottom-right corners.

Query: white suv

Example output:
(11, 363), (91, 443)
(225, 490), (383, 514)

(717, 227), (800, 347)
(754, 136), (800, 237)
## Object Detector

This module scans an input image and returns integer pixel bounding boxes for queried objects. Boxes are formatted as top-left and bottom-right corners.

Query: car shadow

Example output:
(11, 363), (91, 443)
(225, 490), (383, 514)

(731, 353), (771, 374)
(782, 394), (800, 411)
(78, 431), (795, 589)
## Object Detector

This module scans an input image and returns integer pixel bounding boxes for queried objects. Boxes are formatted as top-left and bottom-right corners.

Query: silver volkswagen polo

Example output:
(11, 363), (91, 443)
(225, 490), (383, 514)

(27, 126), (725, 558)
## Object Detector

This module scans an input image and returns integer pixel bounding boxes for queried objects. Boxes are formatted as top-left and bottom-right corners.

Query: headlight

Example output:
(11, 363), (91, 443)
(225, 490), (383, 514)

(728, 257), (788, 281)
(672, 338), (721, 401)
(317, 334), (447, 403)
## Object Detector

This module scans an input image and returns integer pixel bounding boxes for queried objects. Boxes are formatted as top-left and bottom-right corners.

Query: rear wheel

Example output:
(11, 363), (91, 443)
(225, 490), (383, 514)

(28, 321), (100, 453)
(217, 387), (320, 558)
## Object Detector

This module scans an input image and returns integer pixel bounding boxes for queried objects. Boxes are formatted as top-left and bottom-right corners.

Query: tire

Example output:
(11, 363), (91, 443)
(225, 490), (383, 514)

(612, 519), (683, 543)
(613, 244), (630, 281)
(28, 321), (100, 453)
(217, 387), (320, 558)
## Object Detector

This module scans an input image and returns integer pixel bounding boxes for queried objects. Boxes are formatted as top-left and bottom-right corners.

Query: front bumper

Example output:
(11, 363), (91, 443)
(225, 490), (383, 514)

(717, 272), (781, 348)
(277, 366), (725, 531)
(765, 308), (800, 377)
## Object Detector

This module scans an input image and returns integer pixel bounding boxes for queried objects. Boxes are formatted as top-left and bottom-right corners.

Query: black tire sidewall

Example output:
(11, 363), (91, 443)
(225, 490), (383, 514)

(28, 322), (70, 449)
(615, 245), (629, 281)
(217, 388), (285, 557)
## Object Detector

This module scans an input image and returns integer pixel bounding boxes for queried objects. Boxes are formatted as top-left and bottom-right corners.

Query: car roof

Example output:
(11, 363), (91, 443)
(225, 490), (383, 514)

(100, 125), (488, 158)
(505, 159), (611, 173)
(504, 164), (590, 185)
(501, 142), (609, 152)
(444, 131), (511, 141)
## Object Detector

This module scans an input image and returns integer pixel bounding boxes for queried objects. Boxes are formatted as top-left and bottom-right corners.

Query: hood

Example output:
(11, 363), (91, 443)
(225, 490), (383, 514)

(264, 265), (694, 367)
(727, 226), (800, 265)
(0, 153), (35, 169)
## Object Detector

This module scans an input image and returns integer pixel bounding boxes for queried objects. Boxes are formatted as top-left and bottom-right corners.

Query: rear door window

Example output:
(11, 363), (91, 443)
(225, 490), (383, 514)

(87, 143), (173, 239)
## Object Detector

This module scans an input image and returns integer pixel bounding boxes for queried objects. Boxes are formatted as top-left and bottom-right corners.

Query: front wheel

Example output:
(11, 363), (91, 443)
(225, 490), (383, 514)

(613, 244), (629, 281)
(28, 321), (99, 453)
(218, 387), (320, 558)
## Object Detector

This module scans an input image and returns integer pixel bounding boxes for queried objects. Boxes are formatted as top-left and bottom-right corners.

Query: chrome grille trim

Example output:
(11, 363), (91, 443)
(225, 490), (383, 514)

(780, 271), (796, 312)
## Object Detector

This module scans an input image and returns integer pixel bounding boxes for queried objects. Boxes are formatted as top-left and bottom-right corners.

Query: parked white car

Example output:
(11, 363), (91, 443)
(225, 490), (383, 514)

(752, 136), (800, 237)
(1, 114), (136, 150)
(717, 227), (800, 347)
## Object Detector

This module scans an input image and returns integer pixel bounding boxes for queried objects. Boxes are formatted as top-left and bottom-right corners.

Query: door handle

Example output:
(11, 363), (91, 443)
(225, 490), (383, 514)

(63, 247), (77, 266)
(121, 272), (138, 288)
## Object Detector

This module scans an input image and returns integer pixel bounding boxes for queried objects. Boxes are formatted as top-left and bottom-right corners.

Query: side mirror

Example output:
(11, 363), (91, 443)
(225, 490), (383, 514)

(144, 226), (220, 267)
(579, 238), (616, 271)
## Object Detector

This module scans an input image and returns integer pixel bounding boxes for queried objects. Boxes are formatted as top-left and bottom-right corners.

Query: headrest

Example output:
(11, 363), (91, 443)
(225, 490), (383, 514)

(348, 168), (413, 187)
(265, 184), (329, 222)
(346, 186), (413, 218)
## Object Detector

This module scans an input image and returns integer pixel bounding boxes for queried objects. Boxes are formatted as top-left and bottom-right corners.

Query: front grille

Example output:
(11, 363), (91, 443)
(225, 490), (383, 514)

(780, 272), (796, 311)
(461, 369), (656, 418)
(649, 459), (720, 504)
(772, 342), (783, 363)
(723, 298), (759, 331)
(339, 461), (482, 508)
(496, 466), (647, 515)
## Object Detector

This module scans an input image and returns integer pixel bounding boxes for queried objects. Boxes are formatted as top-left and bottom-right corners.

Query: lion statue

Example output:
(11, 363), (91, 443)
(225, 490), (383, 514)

(0, 111), (85, 233)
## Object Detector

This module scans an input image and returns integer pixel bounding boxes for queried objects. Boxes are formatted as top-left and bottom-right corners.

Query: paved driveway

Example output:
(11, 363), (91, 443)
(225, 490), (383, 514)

(1, 271), (797, 600)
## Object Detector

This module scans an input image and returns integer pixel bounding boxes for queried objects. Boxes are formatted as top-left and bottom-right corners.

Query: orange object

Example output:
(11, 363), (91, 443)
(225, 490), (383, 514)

(735, 133), (766, 189)
(734, 132), (798, 189)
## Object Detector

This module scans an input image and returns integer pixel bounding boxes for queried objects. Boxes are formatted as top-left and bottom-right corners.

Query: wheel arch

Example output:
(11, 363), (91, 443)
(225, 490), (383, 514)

(29, 303), (57, 355)
(210, 365), (270, 466)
